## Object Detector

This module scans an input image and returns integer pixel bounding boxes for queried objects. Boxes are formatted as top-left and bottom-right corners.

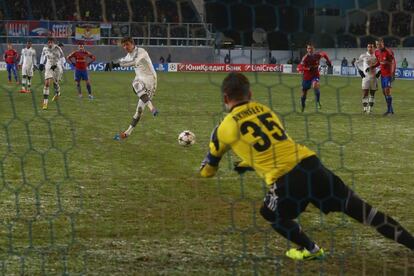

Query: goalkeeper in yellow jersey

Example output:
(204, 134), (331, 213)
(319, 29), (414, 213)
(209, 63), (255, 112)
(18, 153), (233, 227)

(200, 72), (414, 260)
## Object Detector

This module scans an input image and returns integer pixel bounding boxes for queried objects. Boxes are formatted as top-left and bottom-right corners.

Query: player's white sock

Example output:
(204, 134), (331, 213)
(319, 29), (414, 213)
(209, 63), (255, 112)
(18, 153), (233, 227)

(368, 95), (375, 108)
(124, 125), (134, 136)
(362, 97), (369, 112)
(147, 100), (155, 112)
(43, 87), (49, 104)
(21, 76), (26, 90)
(27, 77), (32, 90)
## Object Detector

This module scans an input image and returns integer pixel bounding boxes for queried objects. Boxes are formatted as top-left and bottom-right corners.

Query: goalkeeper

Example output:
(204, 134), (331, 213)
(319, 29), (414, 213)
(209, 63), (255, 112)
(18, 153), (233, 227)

(105, 37), (158, 140)
(200, 72), (414, 260)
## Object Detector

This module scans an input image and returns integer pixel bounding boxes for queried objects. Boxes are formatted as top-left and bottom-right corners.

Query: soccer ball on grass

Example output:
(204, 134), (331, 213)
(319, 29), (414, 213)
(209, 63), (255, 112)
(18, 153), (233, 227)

(178, 130), (196, 146)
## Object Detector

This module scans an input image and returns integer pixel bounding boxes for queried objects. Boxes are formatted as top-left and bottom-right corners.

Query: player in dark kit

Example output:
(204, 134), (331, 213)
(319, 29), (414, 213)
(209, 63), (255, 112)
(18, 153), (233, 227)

(200, 72), (414, 260)
(372, 39), (396, 115)
(67, 44), (96, 99)
(300, 44), (332, 112)
(3, 43), (19, 84)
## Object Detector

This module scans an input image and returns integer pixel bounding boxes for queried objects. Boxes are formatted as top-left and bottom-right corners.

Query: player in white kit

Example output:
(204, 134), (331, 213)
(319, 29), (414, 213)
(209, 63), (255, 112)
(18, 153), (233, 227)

(19, 41), (37, 93)
(105, 36), (158, 140)
(57, 43), (66, 84)
(355, 43), (380, 114)
(39, 37), (65, 110)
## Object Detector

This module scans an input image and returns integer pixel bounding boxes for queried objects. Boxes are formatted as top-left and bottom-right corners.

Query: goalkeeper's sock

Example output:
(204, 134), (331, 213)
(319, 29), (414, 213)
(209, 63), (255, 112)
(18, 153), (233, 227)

(309, 244), (320, 254)
(345, 193), (414, 250)
(271, 219), (315, 251)
(86, 83), (92, 95)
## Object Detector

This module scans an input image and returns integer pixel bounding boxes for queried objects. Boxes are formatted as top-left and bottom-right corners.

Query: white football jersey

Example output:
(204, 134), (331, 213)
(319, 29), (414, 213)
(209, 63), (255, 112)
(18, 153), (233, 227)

(19, 47), (37, 67)
(118, 46), (157, 84)
(356, 52), (378, 76)
(40, 44), (64, 67)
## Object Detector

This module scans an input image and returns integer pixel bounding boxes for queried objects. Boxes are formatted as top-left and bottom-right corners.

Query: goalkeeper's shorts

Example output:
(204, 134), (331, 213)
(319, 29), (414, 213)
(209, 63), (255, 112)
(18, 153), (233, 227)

(262, 156), (352, 220)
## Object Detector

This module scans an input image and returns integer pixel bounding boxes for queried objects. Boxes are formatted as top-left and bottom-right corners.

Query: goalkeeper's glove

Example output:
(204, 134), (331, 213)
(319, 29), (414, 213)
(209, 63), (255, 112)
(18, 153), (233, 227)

(200, 162), (218, 177)
(233, 161), (254, 174)
(113, 132), (128, 141)
(50, 65), (57, 71)
(199, 153), (220, 177)
(104, 61), (120, 71)
(358, 70), (365, 78)
(376, 71), (381, 78)
(365, 67), (372, 73)
(38, 64), (45, 71)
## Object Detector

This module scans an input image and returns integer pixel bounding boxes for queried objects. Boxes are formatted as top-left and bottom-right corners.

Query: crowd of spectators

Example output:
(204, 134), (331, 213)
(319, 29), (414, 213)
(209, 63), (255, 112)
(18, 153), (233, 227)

(392, 12), (411, 37)
(3, 0), (414, 48)
(155, 0), (179, 23)
(403, 0), (414, 11)
(369, 12), (389, 36)
(106, 0), (129, 22)
(349, 23), (366, 35)
(1, 0), (198, 24)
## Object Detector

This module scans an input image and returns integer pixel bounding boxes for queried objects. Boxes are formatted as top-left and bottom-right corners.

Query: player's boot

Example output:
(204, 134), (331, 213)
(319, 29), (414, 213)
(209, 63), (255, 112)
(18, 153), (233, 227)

(78, 93), (83, 98)
(114, 132), (128, 141)
(52, 92), (61, 102)
(317, 102), (322, 109)
(152, 108), (159, 117)
(88, 94), (94, 100)
(42, 103), (48, 110)
(19, 89), (27, 93)
(285, 247), (325, 261)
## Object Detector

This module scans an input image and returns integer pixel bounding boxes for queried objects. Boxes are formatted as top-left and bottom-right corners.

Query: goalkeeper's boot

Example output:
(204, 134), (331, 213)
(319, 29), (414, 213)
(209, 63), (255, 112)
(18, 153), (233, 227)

(285, 247), (325, 261)
(42, 103), (48, 110)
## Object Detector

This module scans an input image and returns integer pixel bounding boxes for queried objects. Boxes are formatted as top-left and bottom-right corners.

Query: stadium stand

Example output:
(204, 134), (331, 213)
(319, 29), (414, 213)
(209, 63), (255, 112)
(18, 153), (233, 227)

(205, 0), (414, 49)
(1, 0), (200, 24)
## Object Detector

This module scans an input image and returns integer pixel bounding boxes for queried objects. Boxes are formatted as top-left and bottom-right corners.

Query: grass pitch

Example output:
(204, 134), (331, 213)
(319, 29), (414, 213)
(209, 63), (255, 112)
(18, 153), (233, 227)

(0, 71), (413, 275)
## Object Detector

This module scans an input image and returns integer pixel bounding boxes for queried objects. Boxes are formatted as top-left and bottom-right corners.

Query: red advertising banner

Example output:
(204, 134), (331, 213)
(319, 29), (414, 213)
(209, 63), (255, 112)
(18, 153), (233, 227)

(177, 63), (283, 72)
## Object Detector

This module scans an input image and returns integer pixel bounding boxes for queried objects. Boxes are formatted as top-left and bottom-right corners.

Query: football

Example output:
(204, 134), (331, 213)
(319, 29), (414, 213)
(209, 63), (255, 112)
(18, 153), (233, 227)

(178, 130), (196, 146)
